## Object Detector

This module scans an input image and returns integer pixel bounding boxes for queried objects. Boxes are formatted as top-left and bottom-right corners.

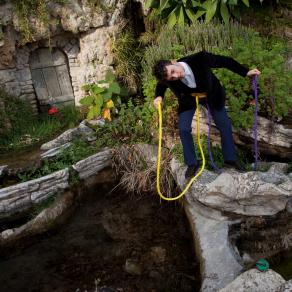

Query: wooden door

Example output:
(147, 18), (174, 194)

(29, 48), (74, 110)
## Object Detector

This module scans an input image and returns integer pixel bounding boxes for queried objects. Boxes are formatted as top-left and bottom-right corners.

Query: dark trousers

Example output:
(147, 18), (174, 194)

(178, 105), (236, 166)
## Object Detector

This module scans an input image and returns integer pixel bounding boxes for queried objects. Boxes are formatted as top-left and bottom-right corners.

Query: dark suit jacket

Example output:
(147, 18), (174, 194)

(155, 51), (249, 113)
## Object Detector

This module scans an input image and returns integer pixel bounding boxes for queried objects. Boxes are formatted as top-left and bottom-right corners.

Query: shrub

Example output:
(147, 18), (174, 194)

(142, 22), (292, 129)
(213, 35), (292, 127)
(112, 31), (143, 92)
(80, 70), (127, 121)
(95, 98), (154, 149)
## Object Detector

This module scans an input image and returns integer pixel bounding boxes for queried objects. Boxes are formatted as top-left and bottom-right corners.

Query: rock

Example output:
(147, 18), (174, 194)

(41, 142), (72, 159)
(150, 246), (166, 264)
(40, 121), (96, 150)
(0, 168), (69, 219)
(124, 259), (143, 275)
(169, 155), (292, 291)
(72, 149), (112, 179)
(277, 280), (292, 292)
(286, 199), (292, 214)
(99, 287), (117, 292)
(0, 0), (131, 107)
(171, 159), (292, 216)
(0, 190), (75, 244)
(40, 128), (80, 150)
(242, 253), (254, 265)
(218, 269), (286, 292)
(184, 197), (243, 292)
(87, 118), (106, 127)
(0, 165), (8, 176)
(268, 163), (290, 174)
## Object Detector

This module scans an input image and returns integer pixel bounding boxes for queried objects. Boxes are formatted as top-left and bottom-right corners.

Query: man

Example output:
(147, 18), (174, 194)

(153, 51), (261, 179)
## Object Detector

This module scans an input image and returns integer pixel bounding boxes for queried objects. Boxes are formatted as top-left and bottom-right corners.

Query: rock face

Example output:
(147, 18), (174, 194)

(170, 158), (292, 291)
(0, 0), (147, 110)
(184, 198), (243, 292)
(173, 160), (292, 216)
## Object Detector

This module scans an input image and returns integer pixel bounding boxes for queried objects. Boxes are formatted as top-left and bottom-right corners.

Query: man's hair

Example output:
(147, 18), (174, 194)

(153, 60), (172, 81)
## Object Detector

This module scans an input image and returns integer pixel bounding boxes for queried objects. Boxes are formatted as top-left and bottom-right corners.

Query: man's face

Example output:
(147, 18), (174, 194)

(165, 63), (185, 81)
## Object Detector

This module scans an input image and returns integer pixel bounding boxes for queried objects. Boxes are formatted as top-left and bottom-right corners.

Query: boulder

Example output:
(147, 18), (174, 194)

(40, 121), (96, 151)
(172, 160), (292, 216)
(277, 280), (292, 292)
(218, 269), (286, 292)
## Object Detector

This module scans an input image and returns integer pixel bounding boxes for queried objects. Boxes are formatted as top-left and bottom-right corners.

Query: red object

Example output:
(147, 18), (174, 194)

(48, 107), (58, 115)
(249, 99), (256, 106)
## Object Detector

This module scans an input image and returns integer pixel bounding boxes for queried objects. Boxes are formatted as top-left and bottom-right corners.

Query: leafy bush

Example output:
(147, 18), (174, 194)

(142, 22), (292, 129)
(145, 0), (201, 28)
(213, 35), (292, 127)
(196, 0), (250, 24)
(95, 99), (154, 149)
(145, 0), (253, 27)
(80, 70), (127, 121)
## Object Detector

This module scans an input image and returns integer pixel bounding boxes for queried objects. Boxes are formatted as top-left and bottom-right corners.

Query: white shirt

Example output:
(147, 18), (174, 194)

(178, 61), (197, 88)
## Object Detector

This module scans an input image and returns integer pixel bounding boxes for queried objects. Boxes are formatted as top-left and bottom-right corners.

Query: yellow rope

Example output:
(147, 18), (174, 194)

(156, 95), (206, 201)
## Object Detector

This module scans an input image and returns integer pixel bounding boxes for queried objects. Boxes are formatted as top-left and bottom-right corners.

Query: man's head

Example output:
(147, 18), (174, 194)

(153, 60), (185, 81)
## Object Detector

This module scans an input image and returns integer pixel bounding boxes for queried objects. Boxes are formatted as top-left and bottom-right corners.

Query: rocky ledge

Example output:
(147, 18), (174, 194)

(171, 158), (292, 292)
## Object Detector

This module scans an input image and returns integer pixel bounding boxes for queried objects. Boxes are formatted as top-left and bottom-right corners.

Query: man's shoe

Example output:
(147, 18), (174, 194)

(224, 160), (245, 172)
(185, 163), (201, 180)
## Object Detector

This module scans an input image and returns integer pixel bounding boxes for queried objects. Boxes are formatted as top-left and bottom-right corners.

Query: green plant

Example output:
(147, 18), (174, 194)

(142, 22), (292, 129)
(146, 0), (201, 28)
(213, 35), (292, 126)
(112, 31), (143, 92)
(95, 98), (154, 149)
(0, 88), (82, 152)
(196, 0), (250, 24)
(80, 70), (127, 121)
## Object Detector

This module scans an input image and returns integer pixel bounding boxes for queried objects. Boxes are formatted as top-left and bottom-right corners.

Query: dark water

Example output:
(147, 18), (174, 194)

(271, 251), (292, 280)
(0, 177), (200, 292)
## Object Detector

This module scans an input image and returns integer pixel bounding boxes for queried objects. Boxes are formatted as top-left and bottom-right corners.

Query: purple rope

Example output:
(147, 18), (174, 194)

(206, 103), (222, 174)
(252, 76), (259, 171)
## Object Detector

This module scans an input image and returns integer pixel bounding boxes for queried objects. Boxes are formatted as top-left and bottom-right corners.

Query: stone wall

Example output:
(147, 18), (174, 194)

(0, 0), (146, 111)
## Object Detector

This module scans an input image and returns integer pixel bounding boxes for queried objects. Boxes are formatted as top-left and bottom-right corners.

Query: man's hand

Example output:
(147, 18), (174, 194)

(247, 68), (261, 77)
(154, 96), (163, 108)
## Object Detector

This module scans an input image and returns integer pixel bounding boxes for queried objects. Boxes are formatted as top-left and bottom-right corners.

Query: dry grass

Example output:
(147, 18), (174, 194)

(112, 145), (176, 197)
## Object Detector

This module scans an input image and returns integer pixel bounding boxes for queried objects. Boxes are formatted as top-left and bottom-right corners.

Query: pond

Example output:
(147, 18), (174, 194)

(270, 250), (292, 281)
(0, 173), (200, 292)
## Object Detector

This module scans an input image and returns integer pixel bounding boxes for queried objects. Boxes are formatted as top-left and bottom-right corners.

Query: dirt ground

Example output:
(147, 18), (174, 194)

(0, 177), (200, 292)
